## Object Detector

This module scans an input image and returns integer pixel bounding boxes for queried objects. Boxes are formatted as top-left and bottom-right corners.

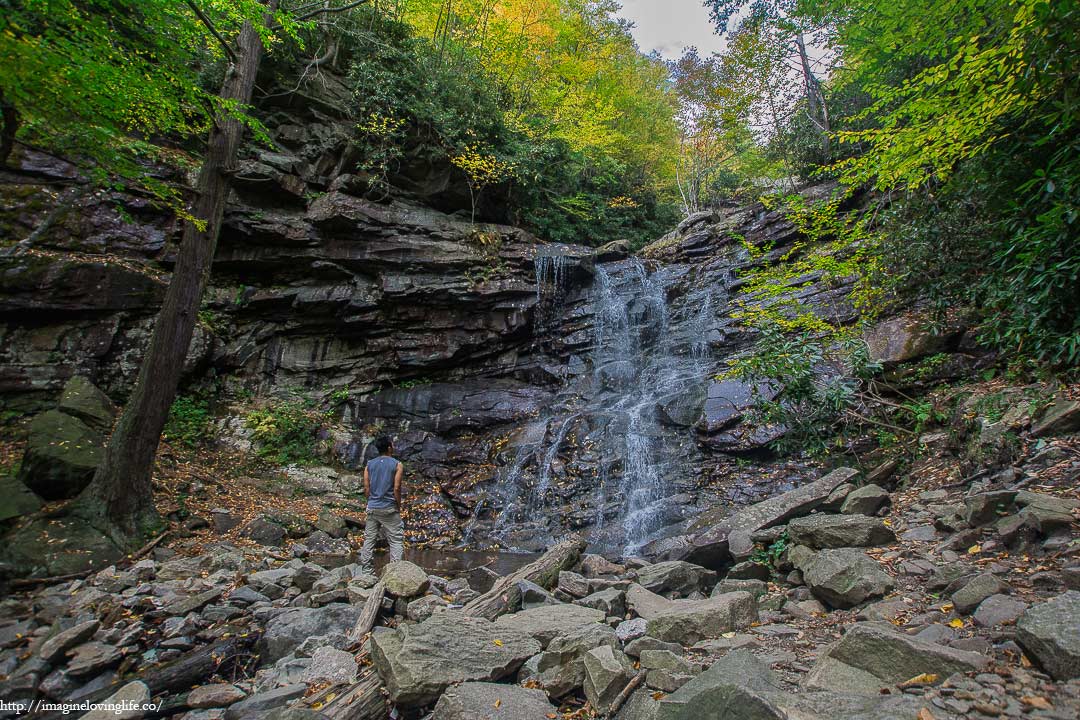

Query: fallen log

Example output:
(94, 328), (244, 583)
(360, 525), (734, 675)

(346, 581), (385, 649)
(314, 659), (387, 720)
(463, 535), (586, 620)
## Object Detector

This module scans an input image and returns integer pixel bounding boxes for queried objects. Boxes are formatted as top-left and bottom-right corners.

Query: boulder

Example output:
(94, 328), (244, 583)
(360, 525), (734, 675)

(963, 490), (1017, 527)
(645, 592), (758, 646)
(188, 683), (247, 709)
(223, 684), (306, 720)
(973, 594), (1027, 627)
(38, 620), (99, 663)
(518, 579), (560, 609)
(81, 681), (149, 720)
(432, 682), (556, 720)
(1017, 591), (1080, 680)
(494, 603), (606, 649)
(578, 589), (626, 617)
(864, 314), (951, 365)
(615, 618), (648, 643)
(803, 623), (987, 696)
(66, 641), (122, 678)
(407, 594), (449, 622)
(0, 473), (43, 523)
(17, 410), (103, 500)
(634, 561), (716, 596)
(1031, 399), (1080, 438)
(656, 649), (923, 720)
(626, 583), (674, 621)
(370, 611), (541, 707)
(580, 554), (625, 577)
(241, 517), (287, 547)
(381, 560), (430, 598)
(711, 579), (767, 600)
(558, 570), (591, 598)
(786, 514), (895, 549)
(301, 647), (357, 685)
(839, 485), (890, 516)
(676, 468), (859, 568)
(789, 547), (894, 609)
(523, 622), (618, 698)
(951, 573), (1007, 614)
(261, 604), (363, 663)
(57, 376), (116, 432)
(583, 645), (635, 714)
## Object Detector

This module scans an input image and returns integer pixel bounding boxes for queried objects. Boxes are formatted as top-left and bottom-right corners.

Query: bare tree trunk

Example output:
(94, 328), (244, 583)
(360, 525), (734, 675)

(73, 4), (277, 547)
(0, 91), (17, 166)
(795, 33), (830, 155)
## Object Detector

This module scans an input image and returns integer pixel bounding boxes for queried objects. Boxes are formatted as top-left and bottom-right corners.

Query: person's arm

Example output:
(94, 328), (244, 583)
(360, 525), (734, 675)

(363, 464), (370, 499)
(393, 461), (403, 509)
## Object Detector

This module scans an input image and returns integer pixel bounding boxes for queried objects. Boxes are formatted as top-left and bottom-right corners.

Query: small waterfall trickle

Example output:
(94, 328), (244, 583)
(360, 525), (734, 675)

(534, 251), (569, 330)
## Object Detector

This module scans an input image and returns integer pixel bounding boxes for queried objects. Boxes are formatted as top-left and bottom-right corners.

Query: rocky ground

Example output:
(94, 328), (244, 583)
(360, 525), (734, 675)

(0, 389), (1077, 720)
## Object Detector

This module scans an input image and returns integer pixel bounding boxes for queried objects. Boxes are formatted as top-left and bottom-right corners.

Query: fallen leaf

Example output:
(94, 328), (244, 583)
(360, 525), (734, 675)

(493, 639), (503, 647)
(1020, 653), (1033, 668)
(948, 618), (965, 628)
(898, 673), (939, 688)
(651, 691), (666, 700)
(939, 602), (954, 612)
(917, 708), (937, 720)
(967, 544), (982, 554)
(1021, 696), (1052, 709)
(494, 698), (502, 708)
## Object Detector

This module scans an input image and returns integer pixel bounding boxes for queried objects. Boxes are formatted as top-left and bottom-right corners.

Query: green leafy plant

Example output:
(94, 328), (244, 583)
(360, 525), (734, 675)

(163, 395), (212, 448)
(244, 400), (326, 466)
(751, 531), (789, 568)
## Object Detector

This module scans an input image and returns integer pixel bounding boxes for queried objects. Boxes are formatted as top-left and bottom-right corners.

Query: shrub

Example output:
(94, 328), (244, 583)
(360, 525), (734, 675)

(163, 395), (212, 448)
(244, 401), (325, 465)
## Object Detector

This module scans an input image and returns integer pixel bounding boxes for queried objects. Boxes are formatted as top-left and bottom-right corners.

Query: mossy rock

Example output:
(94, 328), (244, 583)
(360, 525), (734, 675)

(58, 376), (116, 432)
(0, 516), (122, 577)
(0, 473), (43, 523)
(17, 409), (104, 500)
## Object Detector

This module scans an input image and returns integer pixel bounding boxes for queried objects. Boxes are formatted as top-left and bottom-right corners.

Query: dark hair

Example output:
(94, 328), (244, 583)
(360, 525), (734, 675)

(374, 436), (393, 454)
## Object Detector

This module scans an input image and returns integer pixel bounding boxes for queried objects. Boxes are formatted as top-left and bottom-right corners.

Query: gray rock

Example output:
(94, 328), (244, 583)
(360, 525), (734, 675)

(579, 554), (625, 578)
(787, 514), (895, 549)
(0, 473), (43, 523)
(675, 467), (860, 567)
(17, 410), (103, 500)
(558, 570), (591, 598)
(66, 642), (122, 678)
(1017, 591), (1080, 680)
(261, 604), (363, 663)
(645, 592), (758, 645)
(381, 561), (430, 598)
(789, 547), (894, 609)
(223, 684), (306, 720)
(634, 561), (716, 596)
(524, 622), (619, 698)
(241, 517), (287, 546)
(616, 618), (648, 643)
(803, 623), (988, 695)
(291, 563), (325, 592)
(840, 485), (891, 516)
(518, 579), (560, 609)
(432, 682), (556, 720)
(583, 645), (635, 714)
(370, 610), (541, 707)
(639, 649), (692, 675)
(626, 583), (672, 621)
(711, 579), (767, 600)
(951, 573), (1007, 614)
(964, 491), (1017, 526)
(81, 681), (148, 720)
(406, 594), (449, 622)
(1031, 398), (1080, 437)
(38, 620), (99, 663)
(578, 589), (626, 617)
(973, 594), (1027, 627)
(188, 683), (247, 708)
(301, 647), (357, 685)
(494, 603), (606, 649)
(625, 636), (684, 658)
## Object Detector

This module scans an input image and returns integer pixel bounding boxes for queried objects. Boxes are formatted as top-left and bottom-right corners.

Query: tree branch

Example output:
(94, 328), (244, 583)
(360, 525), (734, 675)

(277, 0), (369, 27)
(185, 0), (237, 61)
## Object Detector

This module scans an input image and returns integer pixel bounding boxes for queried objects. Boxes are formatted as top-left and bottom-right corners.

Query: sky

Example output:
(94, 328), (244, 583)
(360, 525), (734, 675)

(616, 0), (726, 60)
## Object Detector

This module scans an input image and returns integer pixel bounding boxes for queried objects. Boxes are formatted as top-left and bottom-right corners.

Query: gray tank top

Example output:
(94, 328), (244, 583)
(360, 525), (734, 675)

(366, 455), (400, 509)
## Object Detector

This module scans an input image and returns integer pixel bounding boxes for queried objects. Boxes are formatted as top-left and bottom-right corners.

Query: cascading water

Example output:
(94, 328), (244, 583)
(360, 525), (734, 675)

(469, 253), (717, 555)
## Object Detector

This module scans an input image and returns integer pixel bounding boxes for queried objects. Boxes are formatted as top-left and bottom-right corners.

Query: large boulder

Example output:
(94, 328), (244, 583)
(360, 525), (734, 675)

(522, 623), (618, 698)
(668, 468), (859, 568)
(17, 410), (104, 500)
(786, 514), (895, 549)
(633, 561), (716, 596)
(583, 645), (635, 714)
(645, 592), (758, 645)
(57, 376), (116, 432)
(370, 611), (541, 707)
(0, 473), (43, 523)
(261, 604), (364, 663)
(432, 682), (556, 720)
(1017, 591), (1080, 680)
(656, 649), (924, 720)
(789, 546), (894, 609)
(804, 623), (988, 695)
(381, 560), (430, 597)
(839, 485), (890, 516)
(494, 603), (606, 649)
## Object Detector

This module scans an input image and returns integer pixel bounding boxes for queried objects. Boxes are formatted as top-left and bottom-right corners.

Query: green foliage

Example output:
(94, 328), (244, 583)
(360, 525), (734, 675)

(244, 400), (325, 465)
(751, 530), (790, 568)
(164, 395), (212, 448)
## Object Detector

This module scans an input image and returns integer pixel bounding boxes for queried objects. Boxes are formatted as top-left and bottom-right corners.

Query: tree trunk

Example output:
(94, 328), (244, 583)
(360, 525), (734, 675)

(0, 90), (17, 166)
(795, 33), (830, 155)
(463, 535), (586, 620)
(73, 4), (277, 547)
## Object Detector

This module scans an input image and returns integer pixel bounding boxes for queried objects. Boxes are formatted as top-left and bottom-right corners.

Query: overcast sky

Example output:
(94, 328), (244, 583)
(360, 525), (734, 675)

(616, 0), (725, 60)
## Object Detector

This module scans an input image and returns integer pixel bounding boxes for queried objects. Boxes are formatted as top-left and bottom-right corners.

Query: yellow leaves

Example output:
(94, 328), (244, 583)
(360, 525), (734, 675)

(948, 618), (965, 628)
(967, 544), (982, 555)
(493, 639), (503, 647)
(898, 673), (939, 688)
(493, 698), (502, 708)
(939, 602), (954, 613)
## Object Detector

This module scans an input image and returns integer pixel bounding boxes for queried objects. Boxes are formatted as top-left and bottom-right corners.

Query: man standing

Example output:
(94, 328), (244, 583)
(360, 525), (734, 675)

(359, 436), (404, 574)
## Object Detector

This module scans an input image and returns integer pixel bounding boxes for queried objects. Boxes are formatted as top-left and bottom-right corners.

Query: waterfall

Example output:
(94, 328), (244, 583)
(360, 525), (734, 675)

(534, 251), (569, 330)
(476, 257), (715, 556)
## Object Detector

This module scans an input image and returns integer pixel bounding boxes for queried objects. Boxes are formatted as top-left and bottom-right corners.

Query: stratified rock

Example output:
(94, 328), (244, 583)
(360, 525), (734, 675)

(634, 560), (716, 596)
(188, 684), (247, 709)
(17, 410), (103, 500)
(803, 623), (987, 695)
(1031, 399), (1080, 438)
(840, 485), (890, 516)
(38, 620), (100, 663)
(645, 592), (757, 645)
(1017, 591), (1080, 680)
(494, 604), (606, 649)
(583, 645), (635, 714)
(789, 546), (894, 609)
(381, 561), (430, 598)
(261, 604), (363, 663)
(673, 467), (860, 568)
(432, 682), (556, 720)
(951, 573), (1007, 614)
(558, 570), (591, 598)
(786, 514), (895, 549)
(370, 611), (541, 707)
(65, 642), (122, 678)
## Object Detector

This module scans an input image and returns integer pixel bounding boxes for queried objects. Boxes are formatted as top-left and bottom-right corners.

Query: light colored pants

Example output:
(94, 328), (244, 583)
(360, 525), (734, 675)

(359, 507), (403, 573)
